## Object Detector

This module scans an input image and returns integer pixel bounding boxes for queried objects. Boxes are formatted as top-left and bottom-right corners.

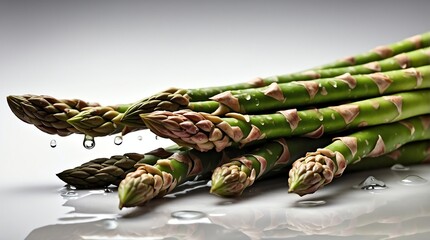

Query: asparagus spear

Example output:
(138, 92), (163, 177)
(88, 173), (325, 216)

(66, 105), (140, 137)
(210, 137), (332, 197)
(6, 94), (100, 136)
(191, 66), (430, 115)
(60, 65), (430, 136)
(346, 140), (430, 172)
(118, 147), (242, 209)
(288, 115), (430, 196)
(141, 90), (430, 152)
(314, 32), (430, 69)
(57, 145), (189, 189)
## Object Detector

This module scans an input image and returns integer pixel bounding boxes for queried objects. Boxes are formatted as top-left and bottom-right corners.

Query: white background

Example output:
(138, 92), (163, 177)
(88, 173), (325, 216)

(1, 1), (430, 239)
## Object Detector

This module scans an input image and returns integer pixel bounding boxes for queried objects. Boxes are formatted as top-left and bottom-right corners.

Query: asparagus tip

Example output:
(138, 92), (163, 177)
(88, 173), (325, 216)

(209, 164), (255, 197)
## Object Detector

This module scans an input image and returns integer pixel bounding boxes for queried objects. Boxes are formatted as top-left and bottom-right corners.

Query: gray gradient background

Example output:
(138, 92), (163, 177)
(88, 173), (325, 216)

(0, 0), (429, 239)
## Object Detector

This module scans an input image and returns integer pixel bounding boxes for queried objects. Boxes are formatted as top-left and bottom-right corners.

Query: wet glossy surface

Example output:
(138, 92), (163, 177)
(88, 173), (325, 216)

(1, 163), (430, 239)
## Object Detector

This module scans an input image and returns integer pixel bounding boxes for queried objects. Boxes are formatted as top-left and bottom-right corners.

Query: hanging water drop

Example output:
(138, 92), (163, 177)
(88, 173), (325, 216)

(297, 200), (326, 207)
(171, 210), (206, 220)
(400, 175), (428, 185)
(83, 135), (95, 149)
(50, 139), (57, 148)
(245, 94), (251, 101)
(391, 164), (410, 171)
(353, 176), (387, 190)
(137, 135), (143, 141)
(114, 135), (123, 145)
(66, 184), (76, 190)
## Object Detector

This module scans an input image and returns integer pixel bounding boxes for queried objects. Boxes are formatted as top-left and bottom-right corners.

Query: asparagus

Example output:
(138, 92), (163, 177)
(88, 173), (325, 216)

(314, 32), (430, 69)
(288, 115), (430, 196)
(346, 140), (430, 172)
(191, 66), (430, 115)
(6, 94), (100, 136)
(141, 90), (430, 152)
(118, 147), (242, 209)
(57, 145), (189, 189)
(120, 47), (430, 125)
(66, 105), (140, 137)
(210, 137), (332, 197)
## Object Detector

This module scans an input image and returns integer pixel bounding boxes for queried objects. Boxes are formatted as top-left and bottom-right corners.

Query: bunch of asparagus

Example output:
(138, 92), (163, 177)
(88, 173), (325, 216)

(8, 32), (430, 208)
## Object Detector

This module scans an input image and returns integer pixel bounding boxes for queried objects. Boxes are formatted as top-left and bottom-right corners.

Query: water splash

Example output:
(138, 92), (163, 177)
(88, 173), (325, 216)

(50, 139), (57, 148)
(353, 176), (387, 190)
(137, 135), (143, 141)
(114, 136), (123, 145)
(297, 200), (326, 207)
(391, 164), (410, 171)
(400, 175), (428, 185)
(83, 135), (95, 149)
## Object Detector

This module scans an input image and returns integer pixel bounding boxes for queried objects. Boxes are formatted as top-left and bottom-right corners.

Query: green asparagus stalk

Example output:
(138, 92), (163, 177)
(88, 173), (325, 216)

(210, 137), (332, 197)
(141, 90), (430, 152)
(276, 47), (430, 82)
(346, 140), (430, 172)
(57, 145), (190, 189)
(6, 94), (100, 136)
(120, 47), (430, 125)
(191, 66), (430, 115)
(118, 147), (242, 209)
(314, 32), (430, 69)
(288, 115), (430, 196)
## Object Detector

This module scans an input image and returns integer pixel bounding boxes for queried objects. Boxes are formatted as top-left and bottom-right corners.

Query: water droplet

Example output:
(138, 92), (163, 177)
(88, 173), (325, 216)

(61, 191), (78, 197)
(255, 99), (260, 106)
(114, 136), (123, 145)
(50, 139), (57, 148)
(297, 200), (326, 207)
(329, 80), (338, 88)
(104, 188), (113, 193)
(391, 164), (410, 171)
(171, 210), (206, 220)
(400, 175), (428, 185)
(155, 135), (158, 140)
(83, 135), (95, 149)
(137, 135), (143, 141)
(245, 94), (251, 101)
(353, 176), (387, 190)
(101, 219), (118, 230)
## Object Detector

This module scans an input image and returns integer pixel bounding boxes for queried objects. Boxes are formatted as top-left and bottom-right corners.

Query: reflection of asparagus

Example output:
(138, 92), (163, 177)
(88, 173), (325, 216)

(120, 46), (430, 125)
(288, 115), (430, 196)
(118, 147), (242, 209)
(210, 137), (331, 197)
(57, 145), (189, 189)
(141, 90), (430, 152)
(6, 94), (100, 136)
